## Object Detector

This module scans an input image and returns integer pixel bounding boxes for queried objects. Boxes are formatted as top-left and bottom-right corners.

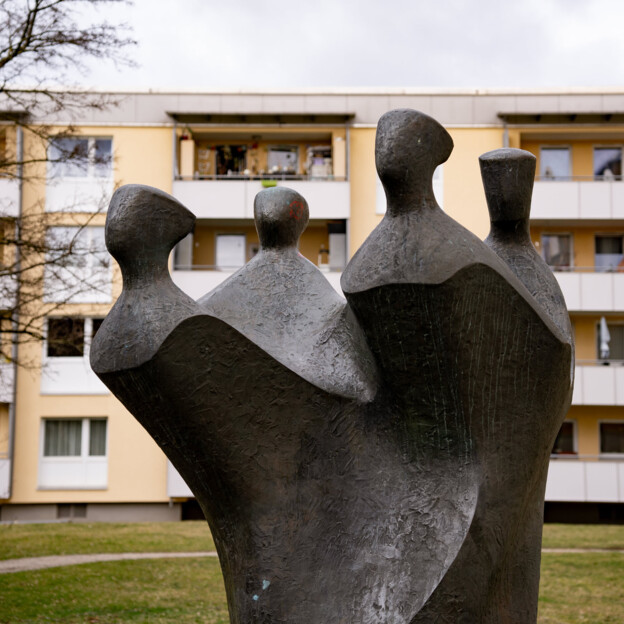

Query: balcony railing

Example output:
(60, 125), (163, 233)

(531, 177), (624, 220)
(0, 456), (10, 499)
(572, 362), (624, 406)
(0, 361), (15, 403)
(546, 455), (624, 502)
(549, 268), (624, 312)
(176, 173), (346, 182)
(172, 178), (350, 220)
(171, 267), (344, 300)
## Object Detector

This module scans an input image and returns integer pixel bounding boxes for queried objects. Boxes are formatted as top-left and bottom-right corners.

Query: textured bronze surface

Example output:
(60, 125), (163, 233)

(91, 109), (573, 624)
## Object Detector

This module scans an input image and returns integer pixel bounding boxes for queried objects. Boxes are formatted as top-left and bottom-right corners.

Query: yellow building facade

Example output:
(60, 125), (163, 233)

(1, 89), (623, 522)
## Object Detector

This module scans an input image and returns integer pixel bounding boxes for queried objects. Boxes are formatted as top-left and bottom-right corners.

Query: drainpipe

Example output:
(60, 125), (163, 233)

(172, 119), (178, 181)
(503, 122), (509, 148)
(6, 124), (24, 501)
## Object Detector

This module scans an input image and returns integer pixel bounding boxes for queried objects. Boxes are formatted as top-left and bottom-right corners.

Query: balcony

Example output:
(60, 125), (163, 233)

(0, 178), (20, 217)
(531, 178), (624, 221)
(171, 267), (344, 301)
(0, 455), (10, 499)
(546, 456), (624, 502)
(167, 461), (192, 498)
(553, 268), (624, 312)
(172, 177), (350, 220)
(572, 362), (624, 406)
(0, 361), (15, 403)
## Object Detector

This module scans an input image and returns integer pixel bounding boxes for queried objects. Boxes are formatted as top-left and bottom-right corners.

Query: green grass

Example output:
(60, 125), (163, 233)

(541, 523), (624, 550)
(1, 522), (623, 623)
(0, 558), (228, 624)
(0, 521), (215, 561)
(538, 552), (624, 623)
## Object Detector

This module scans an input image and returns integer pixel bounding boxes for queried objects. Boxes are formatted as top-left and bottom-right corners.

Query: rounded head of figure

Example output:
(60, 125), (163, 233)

(254, 186), (309, 250)
(105, 184), (195, 265)
(375, 109), (453, 200)
(479, 148), (536, 223)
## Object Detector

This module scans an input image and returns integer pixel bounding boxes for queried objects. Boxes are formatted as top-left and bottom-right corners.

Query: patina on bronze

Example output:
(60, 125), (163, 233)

(91, 109), (573, 624)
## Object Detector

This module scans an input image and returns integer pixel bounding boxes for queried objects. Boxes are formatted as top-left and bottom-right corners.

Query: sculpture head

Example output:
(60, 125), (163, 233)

(254, 186), (309, 250)
(479, 148), (536, 223)
(375, 109), (453, 209)
(105, 184), (195, 267)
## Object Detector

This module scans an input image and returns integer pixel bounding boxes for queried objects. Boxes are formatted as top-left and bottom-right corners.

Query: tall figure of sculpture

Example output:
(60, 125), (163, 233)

(91, 109), (573, 624)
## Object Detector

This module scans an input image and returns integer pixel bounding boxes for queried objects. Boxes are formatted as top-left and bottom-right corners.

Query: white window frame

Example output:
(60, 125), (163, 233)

(46, 136), (114, 213)
(38, 417), (108, 490)
(48, 137), (113, 181)
(551, 419), (577, 456)
(541, 232), (574, 270)
(599, 420), (624, 457)
(44, 226), (111, 304)
(41, 317), (109, 395)
(539, 146), (571, 180)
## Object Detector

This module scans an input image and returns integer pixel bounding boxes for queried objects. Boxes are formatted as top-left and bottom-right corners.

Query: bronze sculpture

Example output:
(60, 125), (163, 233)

(91, 109), (573, 623)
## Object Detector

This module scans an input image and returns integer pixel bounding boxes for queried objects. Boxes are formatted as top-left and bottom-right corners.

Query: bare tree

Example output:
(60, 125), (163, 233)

(0, 0), (135, 370)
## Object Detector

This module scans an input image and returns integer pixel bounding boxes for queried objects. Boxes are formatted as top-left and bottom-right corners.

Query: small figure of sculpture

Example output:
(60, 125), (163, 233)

(91, 109), (573, 623)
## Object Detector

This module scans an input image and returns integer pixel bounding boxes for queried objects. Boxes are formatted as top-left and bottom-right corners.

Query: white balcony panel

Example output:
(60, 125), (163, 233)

(41, 358), (109, 395)
(585, 462), (620, 502)
(167, 461), (193, 498)
(571, 368), (584, 404)
(572, 365), (624, 406)
(0, 458), (10, 498)
(612, 183), (624, 219)
(171, 269), (236, 301)
(545, 461), (585, 501)
(580, 365), (616, 405)
(0, 362), (15, 403)
(546, 460), (624, 502)
(579, 181), (611, 219)
(615, 277), (624, 310)
(39, 456), (107, 489)
(553, 272), (580, 310)
(532, 180), (624, 220)
(173, 181), (247, 218)
(554, 272), (624, 312)
(531, 181), (579, 219)
(172, 269), (345, 301)
(580, 272), (613, 310)
(172, 180), (350, 220)
(0, 178), (20, 217)
(45, 178), (113, 213)
(616, 368), (624, 405)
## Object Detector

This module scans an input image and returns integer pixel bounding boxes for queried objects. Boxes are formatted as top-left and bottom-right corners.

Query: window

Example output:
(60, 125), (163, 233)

(44, 226), (111, 303)
(48, 137), (112, 179)
(595, 322), (624, 361)
(39, 418), (108, 489)
(216, 234), (245, 269)
(41, 317), (107, 395)
(551, 421), (576, 455)
(542, 234), (573, 269)
(268, 146), (299, 174)
(594, 147), (622, 180)
(215, 145), (246, 176)
(600, 423), (624, 454)
(595, 235), (624, 272)
(46, 317), (103, 358)
(540, 147), (570, 180)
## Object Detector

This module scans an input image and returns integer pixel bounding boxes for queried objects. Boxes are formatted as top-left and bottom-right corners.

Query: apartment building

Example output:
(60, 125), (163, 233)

(1, 89), (623, 522)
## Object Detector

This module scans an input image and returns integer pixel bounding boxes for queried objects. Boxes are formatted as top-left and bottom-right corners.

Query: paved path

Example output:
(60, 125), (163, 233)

(0, 551), (218, 574)
(1, 548), (622, 575)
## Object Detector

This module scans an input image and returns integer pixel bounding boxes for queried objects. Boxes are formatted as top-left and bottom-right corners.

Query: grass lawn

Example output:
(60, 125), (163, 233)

(0, 521), (215, 561)
(0, 522), (622, 623)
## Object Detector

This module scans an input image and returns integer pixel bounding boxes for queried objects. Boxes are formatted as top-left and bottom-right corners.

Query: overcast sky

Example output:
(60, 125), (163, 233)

(80, 0), (624, 91)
